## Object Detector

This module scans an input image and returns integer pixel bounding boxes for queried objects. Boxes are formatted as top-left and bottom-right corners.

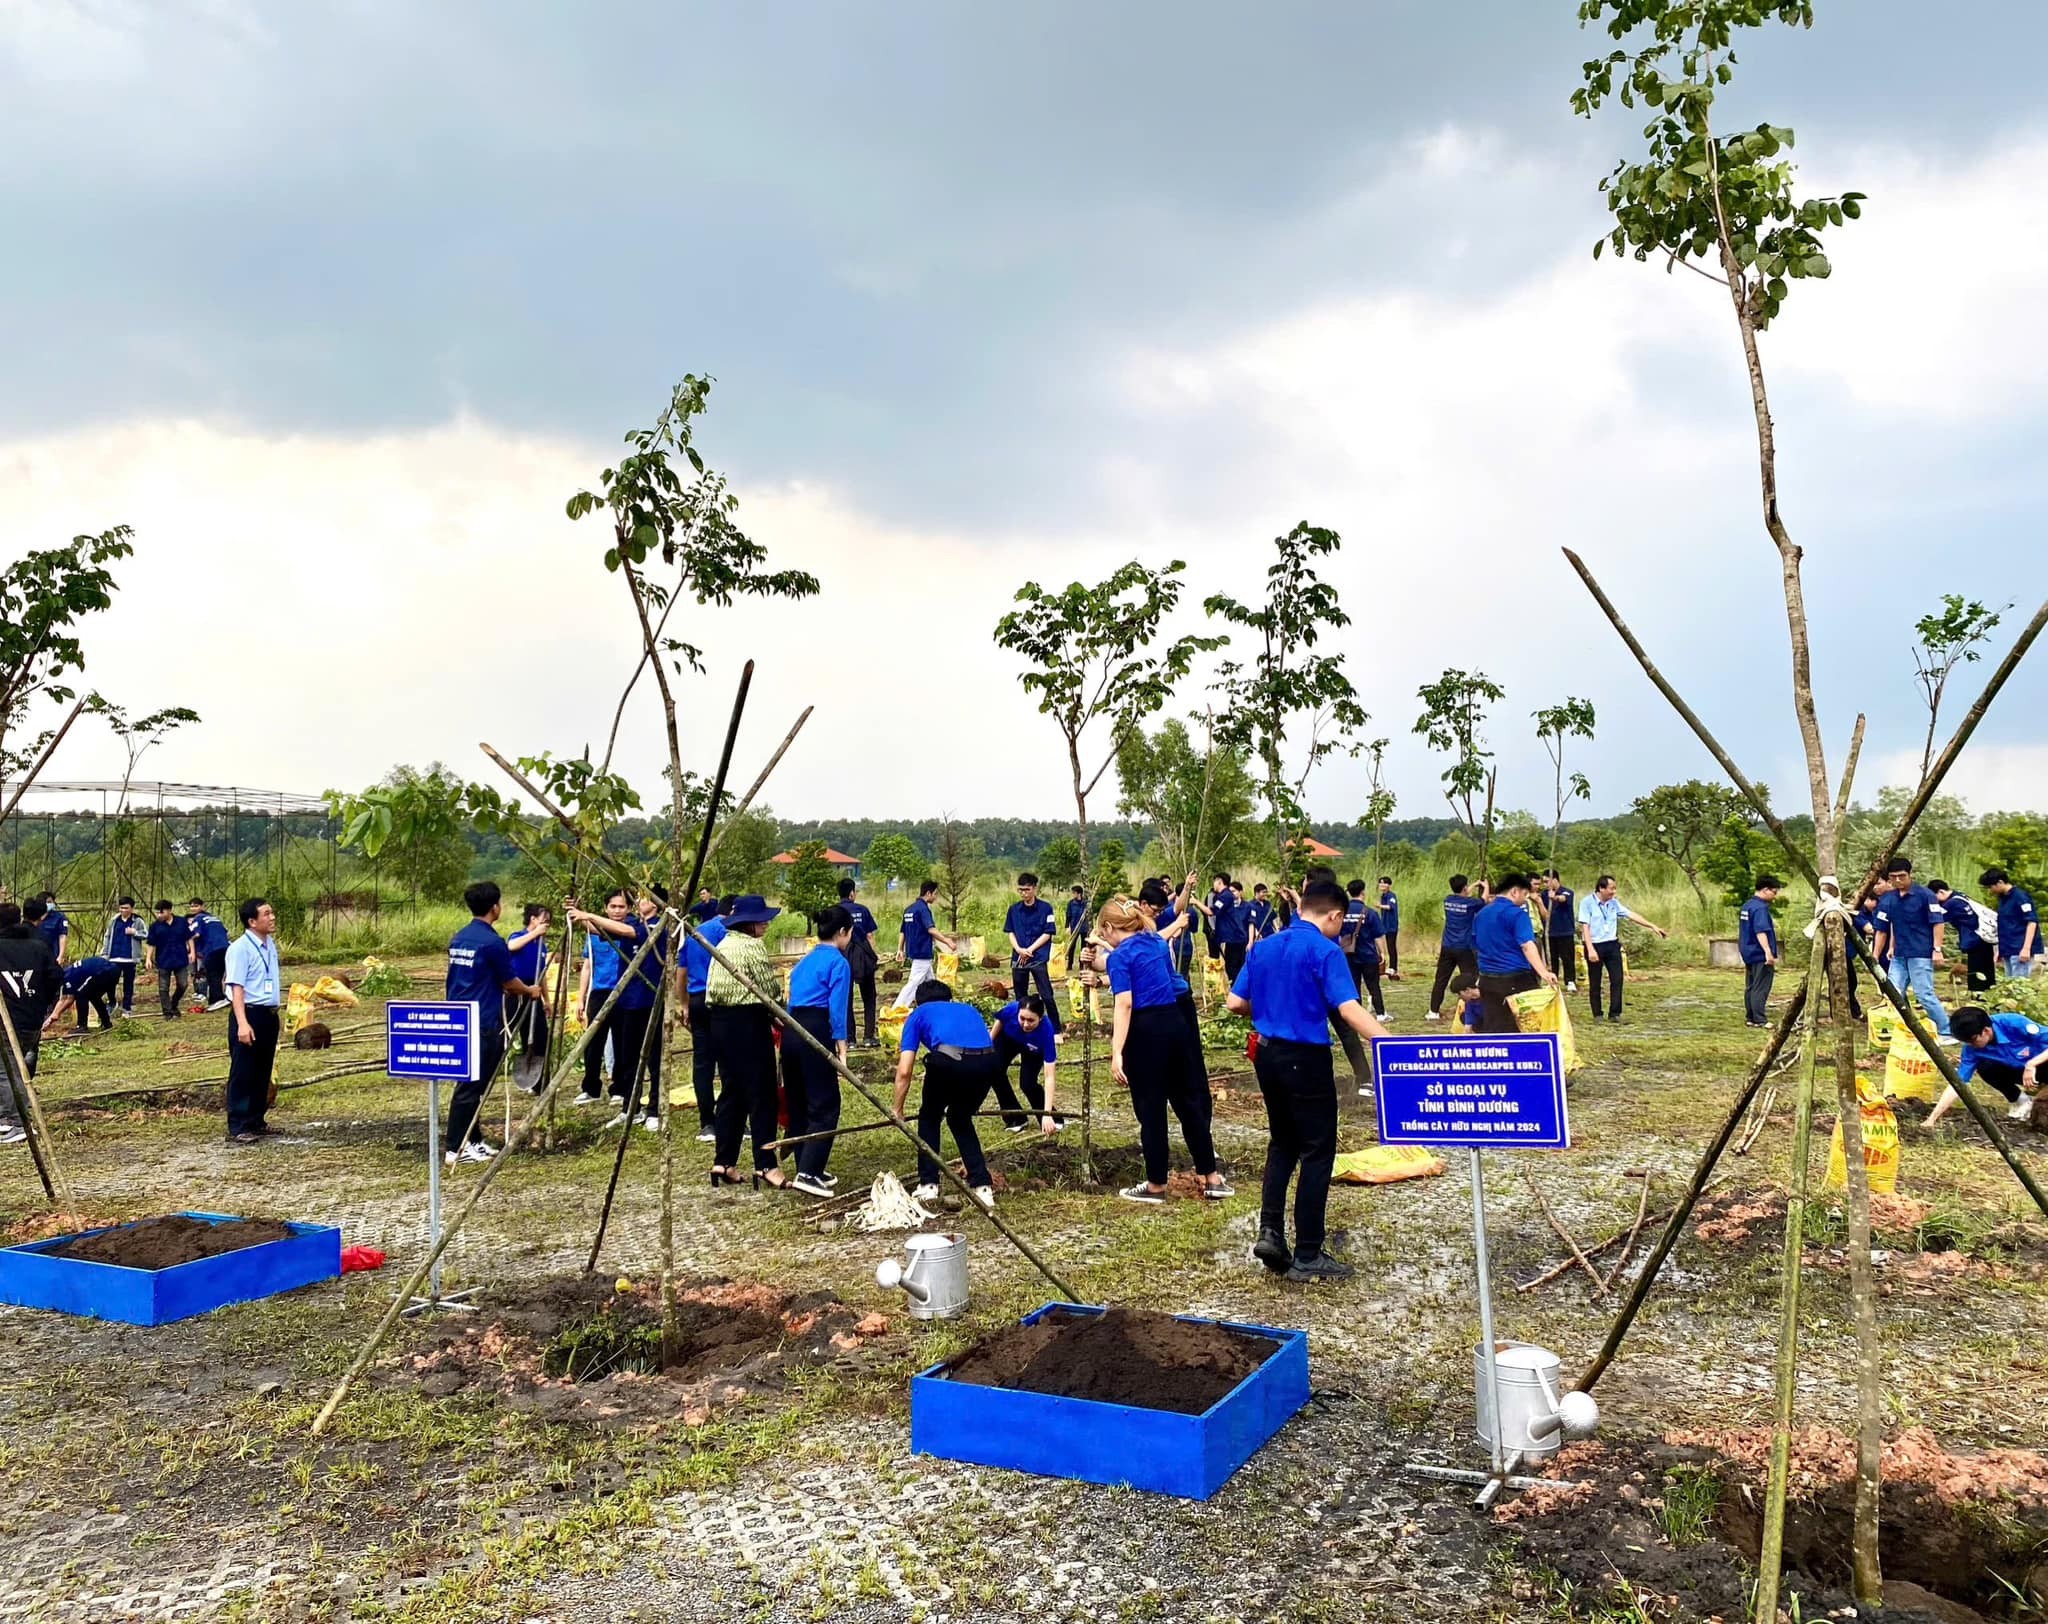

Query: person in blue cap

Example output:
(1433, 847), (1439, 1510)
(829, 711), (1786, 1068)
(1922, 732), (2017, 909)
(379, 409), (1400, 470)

(1227, 877), (1389, 1282)
(1925, 1005), (2044, 1127)
(891, 979), (997, 1210)
(705, 893), (785, 1188)
(784, 904), (854, 1197)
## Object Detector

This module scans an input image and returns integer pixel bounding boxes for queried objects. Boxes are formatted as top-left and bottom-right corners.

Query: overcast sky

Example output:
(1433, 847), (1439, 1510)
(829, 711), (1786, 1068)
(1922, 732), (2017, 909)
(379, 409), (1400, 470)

(3, 0), (2043, 829)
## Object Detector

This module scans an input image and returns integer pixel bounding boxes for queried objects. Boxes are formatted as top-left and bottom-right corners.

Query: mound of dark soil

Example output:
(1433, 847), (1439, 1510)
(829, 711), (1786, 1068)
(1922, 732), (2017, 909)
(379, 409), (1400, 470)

(293, 1022), (332, 1050)
(45, 1215), (297, 1270)
(945, 1306), (1276, 1415)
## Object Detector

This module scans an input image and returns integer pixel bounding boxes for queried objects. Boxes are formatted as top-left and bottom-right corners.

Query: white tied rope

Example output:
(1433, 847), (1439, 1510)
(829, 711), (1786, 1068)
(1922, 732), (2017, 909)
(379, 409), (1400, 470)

(1804, 875), (1855, 941)
(852, 1171), (936, 1233)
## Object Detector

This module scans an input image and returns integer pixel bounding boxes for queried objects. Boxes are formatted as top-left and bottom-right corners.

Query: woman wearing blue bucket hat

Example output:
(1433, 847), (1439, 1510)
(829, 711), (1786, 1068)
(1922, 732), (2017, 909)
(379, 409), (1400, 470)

(706, 894), (785, 1188)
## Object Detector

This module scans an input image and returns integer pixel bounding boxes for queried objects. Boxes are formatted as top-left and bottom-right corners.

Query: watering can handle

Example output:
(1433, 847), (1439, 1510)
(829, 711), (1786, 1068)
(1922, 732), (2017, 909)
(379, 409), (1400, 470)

(1528, 1368), (1566, 1440)
(875, 1258), (931, 1303)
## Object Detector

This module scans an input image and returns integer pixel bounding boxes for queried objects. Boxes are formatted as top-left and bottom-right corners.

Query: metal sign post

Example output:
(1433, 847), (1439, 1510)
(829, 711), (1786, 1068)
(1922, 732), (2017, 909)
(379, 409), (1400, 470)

(1375, 1032), (1579, 1507)
(388, 1000), (481, 1316)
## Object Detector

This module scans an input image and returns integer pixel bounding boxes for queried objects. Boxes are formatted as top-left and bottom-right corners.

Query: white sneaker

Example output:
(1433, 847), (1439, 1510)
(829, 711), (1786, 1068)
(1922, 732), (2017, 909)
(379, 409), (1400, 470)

(971, 1186), (996, 1211)
(2008, 1097), (2034, 1121)
(911, 1183), (940, 1203)
(640, 1115), (662, 1133)
(206, 999), (231, 1013)
(1424, 1010), (1442, 1023)
(573, 1092), (607, 1108)
(603, 1112), (631, 1131)
(695, 1129), (715, 1143)
(458, 1140), (495, 1163)
(1566, 981), (1579, 993)
(1378, 1013), (1395, 1026)
(792, 1172), (833, 1198)
(0, 1126), (27, 1146)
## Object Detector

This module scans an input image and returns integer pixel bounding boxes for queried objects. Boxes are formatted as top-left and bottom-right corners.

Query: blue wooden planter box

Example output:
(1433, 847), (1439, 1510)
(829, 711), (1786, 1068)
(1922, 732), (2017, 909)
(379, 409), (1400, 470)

(0, 1211), (342, 1325)
(910, 1303), (1310, 1500)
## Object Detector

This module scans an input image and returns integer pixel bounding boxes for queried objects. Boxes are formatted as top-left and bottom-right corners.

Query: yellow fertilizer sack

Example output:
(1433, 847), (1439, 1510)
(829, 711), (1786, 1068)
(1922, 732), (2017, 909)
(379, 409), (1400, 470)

(284, 983), (318, 1034)
(1866, 1003), (1905, 1050)
(1204, 957), (1232, 1001)
(935, 950), (960, 985)
(312, 975), (359, 1007)
(1883, 1027), (1942, 1105)
(1826, 1071), (1900, 1194)
(1507, 985), (1583, 1075)
(1332, 1145), (1447, 1186)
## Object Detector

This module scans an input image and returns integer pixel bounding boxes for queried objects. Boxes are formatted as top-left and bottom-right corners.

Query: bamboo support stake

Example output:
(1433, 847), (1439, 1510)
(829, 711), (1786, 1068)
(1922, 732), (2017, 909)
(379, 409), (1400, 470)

(1601, 1178), (1654, 1294)
(1525, 1172), (1608, 1298)
(1757, 951), (1827, 1617)
(0, 1002), (71, 1215)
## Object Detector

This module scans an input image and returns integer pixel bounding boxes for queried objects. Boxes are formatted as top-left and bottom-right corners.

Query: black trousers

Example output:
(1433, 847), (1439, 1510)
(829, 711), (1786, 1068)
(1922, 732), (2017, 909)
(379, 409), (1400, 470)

(989, 1028), (1053, 1124)
(1384, 930), (1399, 973)
(580, 985), (617, 1098)
(72, 973), (117, 1030)
(115, 960), (136, 1011)
(1012, 959), (1062, 1029)
(851, 968), (878, 1043)
(607, 1002), (662, 1110)
(1965, 943), (1997, 993)
(1588, 941), (1625, 1018)
(1965, 1056), (2027, 1103)
(1350, 958), (1385, 1017)
(1429, 946), (1479, 1014)
(917, 1049), (997, 1188)
(688, 991), (718, 1127)
(1125, 1003), (1217, 1186)
(1253, 1037), (1339, 1259)
(445, 1028), (505, 1150)
(710, 1004), (779, 1171)
(1478, 968), (1541, 1034)
(225, 1004), (280, 1136)
(1744, 961), (1775, 1025)
(202, 948), (228, 1006)
(781, 1006), (840, 1179)
(1547, 936), (1577, 980)
(1222, 941), (1247, 981)
(156, 962), (189, 1019)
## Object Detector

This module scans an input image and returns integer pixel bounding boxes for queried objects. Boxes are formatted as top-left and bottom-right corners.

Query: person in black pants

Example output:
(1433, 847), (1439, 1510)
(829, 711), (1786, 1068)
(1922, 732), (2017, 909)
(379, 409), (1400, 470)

(48, 957), (119, 1032)
(836, 878), (882, 1048)
(706, 894), (785, 1187)
(1343, 880), (1387, 1021)
(445, 882), (544, 1162)
(1427, 874), (1483, 1020)
(892, 979), (1000, 1204)
(1004, 872), (1062, 1031)
(987, 995), (1060, 1130)
(1931, 881), (1997, 994)
(1377, 877), (1400, 975)
(1473, 874), (1555, 1034)
(1537, 872), (1578, 989)
(781, 907), (852, 1197)
(223, 898), (283, 1144)
(1225, 877), (1388, 1282)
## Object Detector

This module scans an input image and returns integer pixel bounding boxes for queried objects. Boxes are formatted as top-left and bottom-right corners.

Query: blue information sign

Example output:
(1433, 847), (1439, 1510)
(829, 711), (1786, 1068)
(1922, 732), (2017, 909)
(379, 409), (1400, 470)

(387, 1000), (480, 1083)
(1372, 1034), (1568, 1149)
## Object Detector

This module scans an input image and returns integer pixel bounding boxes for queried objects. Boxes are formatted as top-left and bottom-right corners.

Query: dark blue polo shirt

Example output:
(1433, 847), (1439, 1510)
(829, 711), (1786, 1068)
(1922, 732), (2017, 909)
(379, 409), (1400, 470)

(1246, 898), (1274, 938)
(901, 899), (936, 961)
(1379, 888), (1401, 935)
(1441, 893), (1483, 952)
(145, 918), (189, 969)
(1004, 898), (1056, 966)
(841, 900), (879, 946)
(1875, 885), (1945, 960)
(1344, 900), (1384, 967)
(1738, 896), (1778, 965)
(63, 956), (115, 992)
(1998, 887), (2038, 956)
(1545, 886), (1576, 938)
(1212, 889), (1249, 945)
(447, 920), (516, 1031)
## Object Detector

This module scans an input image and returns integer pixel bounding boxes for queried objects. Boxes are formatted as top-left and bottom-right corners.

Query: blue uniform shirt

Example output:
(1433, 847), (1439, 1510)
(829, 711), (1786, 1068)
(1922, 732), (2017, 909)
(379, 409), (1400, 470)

(682, 915), (727, 996)
(1343, 899), (1384, 966)
(1959, 1013), (2046, 1082)
(585, 926), (624, 993)
(190, 912), (230, 956)
(1005, 898), (1056, 966)
(63, 956), (115, 992)
(1474, 896), (1536, 976)
(901, 898), (936, 961)
(611, 916), (667, 1011)
(1440, 893), (1483, 952)
(1064, 897), (1085, 933)
(145, 918), (189, 969)
(690, 899), (721, 923)
(105, 914), (143, 962)
(1856, 905), (1889, 967)
(841, 901), (879, 946)
(447, 920), (516, 1030)
(1212, 889), (1249, 946)
(1230, 922), (1357, 1045)
(1941, 891), (1984, 952)
(1545, 886), (1576, 938)
(1875, 885), (1946, 960)
(995, 1001), (1058, 1065)
(1379, 888), (1400, 935)
(788, 942), (852, 1041)
(1246, 898), (1275, 939)
(1108, 931), (1180, 1010)
(900, 999), (996, 1055)
(37, 908), (68, 955)
(1738, 897), (1779, 965)
(1998, 887), (2038, 956)
(508, 928), (547, 985)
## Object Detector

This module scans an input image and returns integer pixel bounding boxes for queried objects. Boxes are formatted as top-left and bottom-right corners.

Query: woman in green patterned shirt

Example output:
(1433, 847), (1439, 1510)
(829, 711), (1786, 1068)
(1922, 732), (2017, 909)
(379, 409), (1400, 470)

(707, 894), (786, 1188)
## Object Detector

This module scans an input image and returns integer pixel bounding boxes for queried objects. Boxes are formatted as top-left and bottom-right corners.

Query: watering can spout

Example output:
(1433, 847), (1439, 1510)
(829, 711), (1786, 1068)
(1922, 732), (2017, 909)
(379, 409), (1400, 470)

(875, 1258), (931, 1304)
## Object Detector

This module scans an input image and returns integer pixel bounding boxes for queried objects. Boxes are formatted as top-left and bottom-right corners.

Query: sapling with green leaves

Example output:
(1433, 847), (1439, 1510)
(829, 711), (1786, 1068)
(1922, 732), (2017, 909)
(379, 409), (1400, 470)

(1203, 523), (1367, 875)
(1533, 698), (1595, 871)
(1116, 714), (1260, 882)
(860, 832), (928, 892)
(1414, 668), (1504, 881)
(1912, 595), (2007, 780)
(1358, 737), (1395, 881)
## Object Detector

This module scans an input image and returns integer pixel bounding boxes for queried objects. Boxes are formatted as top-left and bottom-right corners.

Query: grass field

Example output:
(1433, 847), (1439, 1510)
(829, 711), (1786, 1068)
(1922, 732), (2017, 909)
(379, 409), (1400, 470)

(2, 943), (2044, 1621)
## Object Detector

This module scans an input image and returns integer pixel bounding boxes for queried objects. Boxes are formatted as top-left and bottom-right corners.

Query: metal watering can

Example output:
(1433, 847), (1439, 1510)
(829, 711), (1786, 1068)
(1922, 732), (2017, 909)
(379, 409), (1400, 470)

(1474, 1342), (1599, 1461)
(875, 1232), (969, 1320)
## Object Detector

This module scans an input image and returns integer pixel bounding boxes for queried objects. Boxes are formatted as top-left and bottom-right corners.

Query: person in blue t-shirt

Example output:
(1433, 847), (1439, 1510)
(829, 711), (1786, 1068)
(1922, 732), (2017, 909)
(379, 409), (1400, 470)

(1140, 875), (1216, 1103)
(102, 897), (144, 1014)
(1100, 896), (1228, 1206)
(1246, 883), (1275, 943)
(892, 880), (956, 1010)
(144, 900), (191, 1020)
(1212, 875), (1252, 981)
(783, 905), (854, 1196)
(1342, 880), (1389, 1022)
(1982, 867), (2039, 979)
(47, 955), (119, 1032)
(678, 894), (733, 1137)
(1064, 885), (1088, 971)
(892, 980), (999, 1207)
(503, 903), (553, 1093)
(1004, 872), (1063, 1032)
(1227, 878), (1388, 1282)
(444, 881), (544, 1162)
(1925, 1006), (2044, 1127)
(1737, 877), (1782, 1027)
(835, 877), (883, 1048)
(570, 888), (672, 1129)
(1873, 858), (1951, 1037)
(187, 898), (232, 1011)
(1474, 874), (1557, 1034)
(35, 893), (68, 966)
(987, 995), (1060, 1133)
(1377, 877), (1401, 975)
(1428, 874), (1484, 1020)
(1537, 872), (1578, 990)
(573, 890), (631, 1107)
(1930, 880), (1996, 993)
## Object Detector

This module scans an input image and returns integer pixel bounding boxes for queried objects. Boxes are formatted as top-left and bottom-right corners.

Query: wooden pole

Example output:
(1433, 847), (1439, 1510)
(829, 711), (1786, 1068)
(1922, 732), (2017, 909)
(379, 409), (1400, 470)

(0, 1001), (69, 1214)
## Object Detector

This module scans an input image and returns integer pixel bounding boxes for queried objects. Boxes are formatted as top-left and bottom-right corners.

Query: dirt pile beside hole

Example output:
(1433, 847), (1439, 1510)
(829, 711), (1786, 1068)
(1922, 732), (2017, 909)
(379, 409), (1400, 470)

(44, 1215), (297, 1269)
(400, 1274), (895, 1428)
(945, 1306), (1276, 1414)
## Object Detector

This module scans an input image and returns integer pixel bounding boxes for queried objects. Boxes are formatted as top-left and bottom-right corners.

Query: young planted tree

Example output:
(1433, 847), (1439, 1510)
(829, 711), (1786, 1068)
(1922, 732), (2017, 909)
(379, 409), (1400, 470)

(1414, 669), (1505, 880)
(1359, 736), (1396, 880)
(1912, 594), (2007, 780)
(860, 832), (928, 891)
(101, 704), (202, 814)
(780, 841), (839, 924)
(994, 560), (1217, 873)
(1533, 698), (1596, 870)
(1204, 523), (1368, 872)
(1115, 715), (1259, 882)
(1631, 779), (1750, 908)
(326, 764), (475, 905)
(1574, 2), (1884, 1598)
(934, 818), (980, 935)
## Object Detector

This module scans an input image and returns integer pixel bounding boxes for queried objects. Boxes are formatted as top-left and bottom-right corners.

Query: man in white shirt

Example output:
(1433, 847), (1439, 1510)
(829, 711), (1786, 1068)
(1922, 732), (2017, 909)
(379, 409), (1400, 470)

(1577, 875), (1669, 1023)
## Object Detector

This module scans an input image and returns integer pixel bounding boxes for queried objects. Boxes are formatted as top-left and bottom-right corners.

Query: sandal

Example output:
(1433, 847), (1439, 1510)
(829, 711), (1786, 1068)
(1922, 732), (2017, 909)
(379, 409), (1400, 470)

(752, 1170), (789, 1191)
(708, 1168), (744, 1187)
(1118, 1182), (1166, 1205)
